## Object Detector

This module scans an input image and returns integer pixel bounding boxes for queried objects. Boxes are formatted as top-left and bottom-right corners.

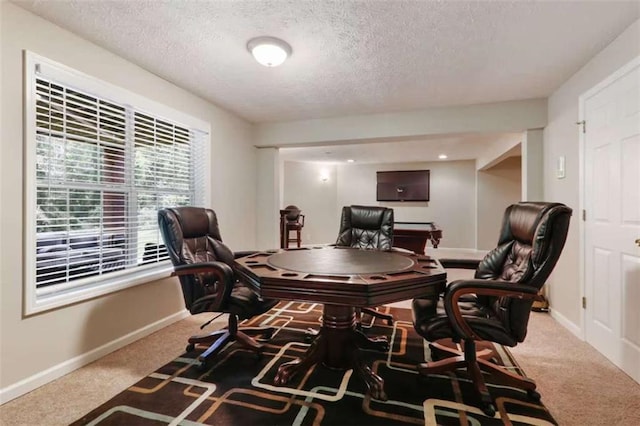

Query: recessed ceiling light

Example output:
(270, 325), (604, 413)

(247, 36), (292, 67)
(347, 159), (355, 163)
(438, 154), (448, 160)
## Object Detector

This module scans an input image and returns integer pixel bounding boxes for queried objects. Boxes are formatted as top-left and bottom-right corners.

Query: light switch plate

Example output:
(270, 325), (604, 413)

(556, 156), (566, 179)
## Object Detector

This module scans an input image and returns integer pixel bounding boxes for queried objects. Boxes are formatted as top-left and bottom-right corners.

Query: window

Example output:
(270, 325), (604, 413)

(24, 52), (210, 314)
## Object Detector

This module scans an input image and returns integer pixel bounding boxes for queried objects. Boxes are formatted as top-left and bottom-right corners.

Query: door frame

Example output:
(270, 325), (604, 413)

(578, 55), (640, 341)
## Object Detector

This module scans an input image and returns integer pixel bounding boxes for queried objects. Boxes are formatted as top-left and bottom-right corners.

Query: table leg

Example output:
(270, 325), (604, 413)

(354, 329), (390, 352)
(274, 334), (326, 385)
(274, 305), (388, 400)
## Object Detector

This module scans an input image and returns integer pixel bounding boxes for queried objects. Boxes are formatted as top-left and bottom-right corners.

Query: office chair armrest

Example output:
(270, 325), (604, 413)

(438, 258), (481, 270)
(443, 279), (540, 340)
(173, 261), (235, 311)
(233, 250), (259, 259)
(391, 246), (414, 254)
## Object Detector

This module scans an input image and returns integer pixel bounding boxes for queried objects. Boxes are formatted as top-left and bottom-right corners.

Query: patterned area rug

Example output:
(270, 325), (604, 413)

(73, 302), (557, 425)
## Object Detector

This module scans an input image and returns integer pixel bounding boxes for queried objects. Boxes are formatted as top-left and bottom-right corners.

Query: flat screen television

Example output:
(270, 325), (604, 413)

(376, 170), (430, 202)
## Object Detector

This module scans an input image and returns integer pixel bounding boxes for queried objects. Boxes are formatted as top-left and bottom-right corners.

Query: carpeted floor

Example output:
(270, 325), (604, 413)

(71, 302), (556, 425)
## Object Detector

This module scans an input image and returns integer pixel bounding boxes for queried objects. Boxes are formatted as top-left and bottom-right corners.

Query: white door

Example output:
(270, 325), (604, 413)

(582, 56), (640, 383)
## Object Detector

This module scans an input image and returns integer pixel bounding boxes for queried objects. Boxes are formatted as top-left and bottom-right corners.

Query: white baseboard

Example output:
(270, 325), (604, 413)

(0, 309), (189, 405)
(549, 307), (584, 340)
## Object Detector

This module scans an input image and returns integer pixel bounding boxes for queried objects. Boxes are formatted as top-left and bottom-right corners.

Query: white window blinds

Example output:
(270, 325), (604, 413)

(26, 52), (210, 311)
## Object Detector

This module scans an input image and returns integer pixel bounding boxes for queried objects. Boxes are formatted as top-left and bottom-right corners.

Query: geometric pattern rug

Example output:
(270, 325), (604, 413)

(72, 302), (557, 425)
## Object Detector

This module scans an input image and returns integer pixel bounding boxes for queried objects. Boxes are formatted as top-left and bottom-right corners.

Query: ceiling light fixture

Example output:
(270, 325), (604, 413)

(438, 154), (448, 160)
(347, 159), (355, 163)
(247, 36), (292, 67)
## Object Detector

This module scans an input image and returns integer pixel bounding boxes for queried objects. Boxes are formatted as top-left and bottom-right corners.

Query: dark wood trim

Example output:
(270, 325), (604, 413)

(233, 248), (446, 307)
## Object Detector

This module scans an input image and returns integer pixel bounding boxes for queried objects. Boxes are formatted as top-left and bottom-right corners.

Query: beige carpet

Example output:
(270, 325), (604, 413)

(1, 268), (639, 425)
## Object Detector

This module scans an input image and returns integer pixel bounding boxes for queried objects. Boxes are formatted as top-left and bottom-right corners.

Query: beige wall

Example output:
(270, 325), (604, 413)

(477, 156), (522, 250)
(0, 3), (256, 400)
(476, 134), (521, 170)
(255, 101), (546, 252)
(544, 19), (640, 333)
(336, 161), (477, 249)
(280, 160), (477, 248)
(256, 148), (281, 250)
(255, 99), (547, 146)
(521, 129), (544, 201)
(282, 161), (338, 245)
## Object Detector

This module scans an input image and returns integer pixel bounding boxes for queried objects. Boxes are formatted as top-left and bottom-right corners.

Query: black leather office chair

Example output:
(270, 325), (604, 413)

(335, 205), (395, 325)
(412, 202), (572, 416)
(336, 205), (394, 250)
(158, 207), (278, 370)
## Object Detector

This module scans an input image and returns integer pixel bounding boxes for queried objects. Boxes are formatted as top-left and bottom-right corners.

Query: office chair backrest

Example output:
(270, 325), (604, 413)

(335, 205), (394, 250)
(158, 206), (235, 313)
(474, 202), (572, 341)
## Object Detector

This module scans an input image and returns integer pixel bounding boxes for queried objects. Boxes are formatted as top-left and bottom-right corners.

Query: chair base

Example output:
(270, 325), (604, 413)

(418, 339), (539, 417)
(359, 307), (394, 326)
(186, 315), (274, 370)
(428, 338), (496, 362)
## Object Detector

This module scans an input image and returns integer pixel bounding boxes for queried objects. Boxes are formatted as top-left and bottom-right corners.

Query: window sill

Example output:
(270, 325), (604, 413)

(26, 263), (175, 316)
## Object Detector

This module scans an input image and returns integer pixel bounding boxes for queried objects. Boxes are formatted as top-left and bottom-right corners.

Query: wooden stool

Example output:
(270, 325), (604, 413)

(285, 225), (302, 248)
(279, 206), (305, 248)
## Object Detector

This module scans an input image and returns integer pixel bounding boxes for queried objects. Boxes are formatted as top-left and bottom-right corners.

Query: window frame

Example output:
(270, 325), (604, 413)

(24, 51), (211, 315)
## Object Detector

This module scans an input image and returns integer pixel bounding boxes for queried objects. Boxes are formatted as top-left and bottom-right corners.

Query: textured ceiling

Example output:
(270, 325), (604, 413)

(13, 0), (640, 124)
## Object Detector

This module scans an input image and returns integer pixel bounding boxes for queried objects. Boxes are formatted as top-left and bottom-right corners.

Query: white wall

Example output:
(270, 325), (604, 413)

(282, 161), (338, 245)
(255, 99), (547, 256)
(256, 148), (281, 250)
(336, 161), (477, 249)
(0, 3), (256, 401)
(521, 129), (544, 201)
(544, 19), (640, 332)
(256, 99), (547, 147)
(476, 133), (521, 170)
(477, 156), (522, 250)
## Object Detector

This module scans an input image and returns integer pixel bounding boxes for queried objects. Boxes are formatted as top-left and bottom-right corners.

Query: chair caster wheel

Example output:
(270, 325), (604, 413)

(527, 389), (541, 402)
(304, 328), (319, 343)
(186, 343), (195, 352)
(481, 403), (496, 417)
(256, 328), (274, 343)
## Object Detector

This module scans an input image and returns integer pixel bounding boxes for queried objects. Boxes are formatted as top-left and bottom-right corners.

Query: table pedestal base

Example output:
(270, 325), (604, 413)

(274, 305), (389, 401)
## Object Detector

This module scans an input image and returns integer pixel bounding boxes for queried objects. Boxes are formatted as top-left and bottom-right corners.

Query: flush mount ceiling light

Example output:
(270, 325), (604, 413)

(438, 154), (448, 160)
(247, 36), (292, 67)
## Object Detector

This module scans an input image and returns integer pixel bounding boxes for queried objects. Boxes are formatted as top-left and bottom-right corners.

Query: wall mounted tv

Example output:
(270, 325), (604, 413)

(376, 170), (430, 202)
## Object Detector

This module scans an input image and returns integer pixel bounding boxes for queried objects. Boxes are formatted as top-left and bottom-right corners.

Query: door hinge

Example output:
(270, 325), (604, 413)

(582, 297), (587, 309)
(576, 120), (586, 133)
(582, 210), (586, 221)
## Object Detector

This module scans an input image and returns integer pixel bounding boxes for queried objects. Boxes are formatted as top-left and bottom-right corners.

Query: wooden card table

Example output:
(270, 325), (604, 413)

(233, 246), (446, 400)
